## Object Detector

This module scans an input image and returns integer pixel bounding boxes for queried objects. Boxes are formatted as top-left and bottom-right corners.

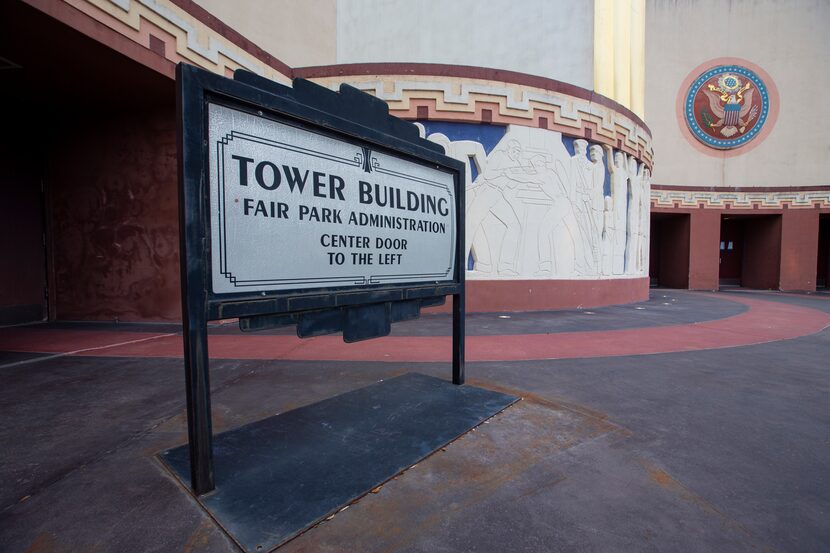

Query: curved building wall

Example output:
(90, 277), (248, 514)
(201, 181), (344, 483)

(300, 65), (653, 310)
(335, 0), (594, 90)
(1, 0), (653, 322)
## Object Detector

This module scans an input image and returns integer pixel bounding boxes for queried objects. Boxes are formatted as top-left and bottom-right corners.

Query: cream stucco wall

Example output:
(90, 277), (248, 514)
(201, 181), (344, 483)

(187, 1), (648, 113)
(646, 0), (830, 188)
(335, 0), (594, 90)
(193, 0), (337, 68)
(593, 0), (645, 118)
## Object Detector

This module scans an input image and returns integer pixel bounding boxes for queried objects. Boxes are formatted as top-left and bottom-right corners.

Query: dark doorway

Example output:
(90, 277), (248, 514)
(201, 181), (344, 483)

(719, 218), (744, 286)
(0, 139), (47, 325)
(719, 214), (781, 289)
(650, 213), (690, 288)
(0, 1), (176, 323)
(817, 215), (830, 288)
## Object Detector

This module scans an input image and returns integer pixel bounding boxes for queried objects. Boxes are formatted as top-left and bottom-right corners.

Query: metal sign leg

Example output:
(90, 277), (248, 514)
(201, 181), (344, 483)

(182, 314), (215, 494)
(452, 292), (465, 385)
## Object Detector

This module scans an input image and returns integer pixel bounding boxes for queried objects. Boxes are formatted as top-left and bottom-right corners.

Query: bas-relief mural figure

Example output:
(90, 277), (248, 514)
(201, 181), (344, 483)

(464, 138), (536, 275)
(638, 167), (651, 274)
(607, 147), (628, 275)
(424, 124), (650, 280)
(534, 147), (578, 276)
(423, 131), (495, 272)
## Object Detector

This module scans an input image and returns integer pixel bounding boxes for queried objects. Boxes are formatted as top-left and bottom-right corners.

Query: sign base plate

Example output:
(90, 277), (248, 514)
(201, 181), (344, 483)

(159, 373), (517, 552)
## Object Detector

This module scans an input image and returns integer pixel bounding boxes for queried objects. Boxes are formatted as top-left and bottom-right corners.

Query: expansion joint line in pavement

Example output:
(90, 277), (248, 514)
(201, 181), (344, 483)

(0, 332), (178, 369)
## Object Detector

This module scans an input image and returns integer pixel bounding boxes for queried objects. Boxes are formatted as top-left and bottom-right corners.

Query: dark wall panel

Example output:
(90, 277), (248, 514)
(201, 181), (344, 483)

(649, 222), (660, 285)
(657, 215), (690, 289)
(48, 109), (180, 321)
(0, 141), (46, 324)
(818, 217), (830, 288)
(780, 209), (819, 291)
(688, 210), (720, 290)
(742, 216), (781, 290)
(718, 219), (745, 284)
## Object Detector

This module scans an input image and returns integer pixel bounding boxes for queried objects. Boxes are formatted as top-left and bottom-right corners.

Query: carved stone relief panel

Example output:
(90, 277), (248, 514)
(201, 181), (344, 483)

(419, 123), (650, 280)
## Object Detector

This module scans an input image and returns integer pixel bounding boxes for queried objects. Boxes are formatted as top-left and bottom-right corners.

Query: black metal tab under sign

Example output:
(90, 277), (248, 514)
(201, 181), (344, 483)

(160, 373), (517, 552)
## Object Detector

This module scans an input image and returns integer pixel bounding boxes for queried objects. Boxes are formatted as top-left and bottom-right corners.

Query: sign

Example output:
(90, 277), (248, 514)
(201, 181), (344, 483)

(208, 103), (456, 294)
(176, 64), (466, 495)
(684, 64), (770, 150)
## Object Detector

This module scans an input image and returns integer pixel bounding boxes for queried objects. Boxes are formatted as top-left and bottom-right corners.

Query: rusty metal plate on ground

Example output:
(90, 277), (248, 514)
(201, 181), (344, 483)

(159, 373), (517, 552)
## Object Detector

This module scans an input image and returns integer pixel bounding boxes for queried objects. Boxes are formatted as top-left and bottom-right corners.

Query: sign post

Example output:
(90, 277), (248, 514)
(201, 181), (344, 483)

(177, 64), (465, 495)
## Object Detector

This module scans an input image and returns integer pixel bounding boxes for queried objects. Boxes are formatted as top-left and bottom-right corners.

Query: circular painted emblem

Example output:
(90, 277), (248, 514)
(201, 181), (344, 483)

(684, 65), (770, 149)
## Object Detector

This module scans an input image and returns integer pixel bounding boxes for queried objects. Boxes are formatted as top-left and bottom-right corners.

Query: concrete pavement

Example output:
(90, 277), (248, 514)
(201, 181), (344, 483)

(1, 289), (828, 552)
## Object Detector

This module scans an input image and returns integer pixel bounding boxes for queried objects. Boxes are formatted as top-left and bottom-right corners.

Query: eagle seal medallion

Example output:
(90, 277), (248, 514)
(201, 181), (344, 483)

(684, 65), (770, 149)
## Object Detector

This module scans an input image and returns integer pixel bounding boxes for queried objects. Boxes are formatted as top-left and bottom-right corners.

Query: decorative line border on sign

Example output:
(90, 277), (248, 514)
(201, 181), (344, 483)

(373, 166), (451, 190)
(369, 273), (452, 284)
(213, 110), (456, 288)
(355, 156), (456, 276)
(216, 131), (366, 287)
(223, 131), (363, 168)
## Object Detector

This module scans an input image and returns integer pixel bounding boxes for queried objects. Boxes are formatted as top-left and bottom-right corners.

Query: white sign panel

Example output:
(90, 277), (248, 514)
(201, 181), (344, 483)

(208, 103), (457, 294)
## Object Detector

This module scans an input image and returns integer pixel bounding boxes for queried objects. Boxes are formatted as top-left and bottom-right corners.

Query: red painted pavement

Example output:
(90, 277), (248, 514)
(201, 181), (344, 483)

(1, 294), (828, 362)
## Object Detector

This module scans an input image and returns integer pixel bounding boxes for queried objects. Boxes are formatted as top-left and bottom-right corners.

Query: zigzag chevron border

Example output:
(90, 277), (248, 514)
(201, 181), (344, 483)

(651, 189), (830, 209)
(308, 75), (654, 167)
(57, 0), (653, 167)
(63, 0), (291, 82)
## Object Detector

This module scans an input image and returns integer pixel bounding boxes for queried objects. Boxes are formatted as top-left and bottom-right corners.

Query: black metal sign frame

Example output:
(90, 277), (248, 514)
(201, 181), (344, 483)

(177, 63), (466, 495)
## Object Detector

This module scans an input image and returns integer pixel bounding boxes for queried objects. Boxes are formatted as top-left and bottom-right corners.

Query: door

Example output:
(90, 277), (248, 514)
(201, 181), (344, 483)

(0, 145), (48, 325)
(719, 218), (744, 286)
(818, 216), (830, 288)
